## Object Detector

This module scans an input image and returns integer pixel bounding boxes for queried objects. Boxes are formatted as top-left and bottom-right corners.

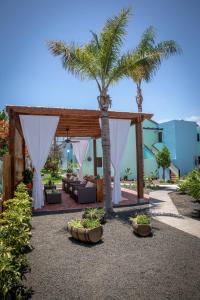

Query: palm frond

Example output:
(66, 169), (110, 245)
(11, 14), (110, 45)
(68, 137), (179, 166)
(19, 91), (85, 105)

(48, 40), (101, 91)
(99, 8), (131, 78)
(155, 40), (182, 59)
(125, 27), (181, 84)
(137, 26), (156, 52)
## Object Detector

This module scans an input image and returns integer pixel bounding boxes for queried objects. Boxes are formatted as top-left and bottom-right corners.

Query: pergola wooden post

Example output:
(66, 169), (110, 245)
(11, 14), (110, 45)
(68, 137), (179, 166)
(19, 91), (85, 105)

(8, 110), (16, 197)
(6, 105), (153, 202)
(93, 139), (97, 177)
(135, 116), (144, 202)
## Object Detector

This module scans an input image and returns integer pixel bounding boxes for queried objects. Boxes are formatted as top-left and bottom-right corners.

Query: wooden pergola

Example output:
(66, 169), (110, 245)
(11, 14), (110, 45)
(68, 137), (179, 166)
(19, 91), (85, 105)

(5, 105), (153, 203)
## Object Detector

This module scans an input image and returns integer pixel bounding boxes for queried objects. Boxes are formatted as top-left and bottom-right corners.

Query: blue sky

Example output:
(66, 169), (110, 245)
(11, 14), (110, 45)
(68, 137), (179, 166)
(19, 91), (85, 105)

(0, 0), (200, 124)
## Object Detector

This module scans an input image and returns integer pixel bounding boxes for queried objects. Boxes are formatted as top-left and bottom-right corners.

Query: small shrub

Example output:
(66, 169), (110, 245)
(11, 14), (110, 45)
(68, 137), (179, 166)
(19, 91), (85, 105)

(82, 208), (106, 223)
(0, 183), (32, 299)
(82, 219), (100, 229)
(178, 168), (200, 201)
(68, 218), (100, 229)
(130, 214), (151, 225)
(68, 219), (83, 228)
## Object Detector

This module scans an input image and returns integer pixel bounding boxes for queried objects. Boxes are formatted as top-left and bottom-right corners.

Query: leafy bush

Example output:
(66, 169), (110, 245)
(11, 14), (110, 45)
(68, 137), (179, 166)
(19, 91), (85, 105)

(0, 183), (32, 299)
(68, 218), (101, 229)
(82, 208), (106, 223)
(82, 219), (100, 229)
(178, 168), (200, 201)
(130, 214), (151, 224)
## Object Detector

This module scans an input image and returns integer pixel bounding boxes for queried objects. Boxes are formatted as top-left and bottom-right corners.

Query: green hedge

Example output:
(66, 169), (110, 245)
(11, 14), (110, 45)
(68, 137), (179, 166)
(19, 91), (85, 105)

(0, 183), (32, 299)
(179, 168), (200, 201)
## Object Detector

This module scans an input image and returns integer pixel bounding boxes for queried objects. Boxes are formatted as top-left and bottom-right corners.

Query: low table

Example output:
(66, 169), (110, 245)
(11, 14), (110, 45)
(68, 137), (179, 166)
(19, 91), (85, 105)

(45, 190), (62, 204)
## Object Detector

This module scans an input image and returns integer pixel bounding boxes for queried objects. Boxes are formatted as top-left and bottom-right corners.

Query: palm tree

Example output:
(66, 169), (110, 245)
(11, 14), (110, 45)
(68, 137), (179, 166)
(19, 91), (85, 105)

(126, 26), (181, 112)
(48, 8), (133, 214)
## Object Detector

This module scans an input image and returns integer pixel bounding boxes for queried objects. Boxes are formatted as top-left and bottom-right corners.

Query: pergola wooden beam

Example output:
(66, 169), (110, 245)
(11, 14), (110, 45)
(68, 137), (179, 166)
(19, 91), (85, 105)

(6, 105), (152, 138)
(6, 105), (152, 119)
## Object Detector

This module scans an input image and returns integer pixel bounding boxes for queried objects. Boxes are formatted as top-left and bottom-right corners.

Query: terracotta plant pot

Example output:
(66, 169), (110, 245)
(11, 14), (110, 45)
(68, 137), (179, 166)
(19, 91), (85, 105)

(132, 222), (152, 237)
(67, 224), (103, 243)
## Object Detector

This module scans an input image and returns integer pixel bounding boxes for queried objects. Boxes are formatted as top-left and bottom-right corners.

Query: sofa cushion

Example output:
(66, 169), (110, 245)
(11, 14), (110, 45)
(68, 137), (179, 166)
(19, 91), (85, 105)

(85, 181), (96, 188)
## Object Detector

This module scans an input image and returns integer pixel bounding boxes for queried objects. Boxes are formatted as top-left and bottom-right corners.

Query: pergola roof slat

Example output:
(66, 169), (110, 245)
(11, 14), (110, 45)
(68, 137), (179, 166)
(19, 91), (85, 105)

(6, 105), (153, 138)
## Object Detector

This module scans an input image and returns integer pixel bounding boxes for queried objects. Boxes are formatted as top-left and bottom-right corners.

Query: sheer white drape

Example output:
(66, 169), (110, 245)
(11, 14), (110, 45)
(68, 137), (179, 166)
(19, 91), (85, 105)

(20, 115), (59, 209)
(73, 140), (89, 180)
(110, 119), (131, 204)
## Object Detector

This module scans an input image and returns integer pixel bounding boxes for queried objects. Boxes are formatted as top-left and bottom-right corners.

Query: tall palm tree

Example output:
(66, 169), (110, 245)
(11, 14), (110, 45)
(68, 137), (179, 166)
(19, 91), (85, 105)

(48, 8), (133, 214)
(126, 26), (181, 112)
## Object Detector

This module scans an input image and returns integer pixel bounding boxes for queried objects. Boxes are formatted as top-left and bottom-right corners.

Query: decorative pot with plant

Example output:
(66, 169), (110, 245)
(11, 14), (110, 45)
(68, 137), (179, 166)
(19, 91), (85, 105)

(44, 179), (56, 192)
(130, 214), (152, 237)
(67, 218), (103, 243)
(82, 208), (106, 224)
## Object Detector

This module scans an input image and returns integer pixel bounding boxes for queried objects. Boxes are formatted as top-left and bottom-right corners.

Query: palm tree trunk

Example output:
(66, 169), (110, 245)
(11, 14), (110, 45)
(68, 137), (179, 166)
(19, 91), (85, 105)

(136, 82), (143, 113)
(101, 111), (113, 214)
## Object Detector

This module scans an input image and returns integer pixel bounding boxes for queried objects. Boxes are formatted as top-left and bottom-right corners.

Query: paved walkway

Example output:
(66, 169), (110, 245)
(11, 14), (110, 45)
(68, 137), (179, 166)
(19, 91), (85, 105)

(150, 185), (200, 239)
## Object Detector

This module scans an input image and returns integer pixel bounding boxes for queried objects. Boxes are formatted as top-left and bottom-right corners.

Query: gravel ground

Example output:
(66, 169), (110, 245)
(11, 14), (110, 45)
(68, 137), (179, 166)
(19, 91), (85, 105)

(170, 191), (200, 220)
(26, 208), (200, 300)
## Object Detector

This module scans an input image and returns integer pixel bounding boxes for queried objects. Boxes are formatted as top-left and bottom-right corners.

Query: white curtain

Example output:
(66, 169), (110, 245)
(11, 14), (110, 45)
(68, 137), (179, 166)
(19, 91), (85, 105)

(110, 119), (131, 204)
(20, 115), (59, 209)
(73, 140), (89, 180)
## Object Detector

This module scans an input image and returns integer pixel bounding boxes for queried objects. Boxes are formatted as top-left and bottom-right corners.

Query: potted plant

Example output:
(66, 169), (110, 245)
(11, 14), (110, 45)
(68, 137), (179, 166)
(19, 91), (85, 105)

(130, 214), (152, 237)
(67, 218), (103, 243)
(82, 208), (106, 224)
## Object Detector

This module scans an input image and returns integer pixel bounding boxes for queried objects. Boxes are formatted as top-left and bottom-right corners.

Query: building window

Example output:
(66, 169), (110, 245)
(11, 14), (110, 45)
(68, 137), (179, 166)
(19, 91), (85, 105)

(197, 133), (200, 142)
(158, 131), (163, 143)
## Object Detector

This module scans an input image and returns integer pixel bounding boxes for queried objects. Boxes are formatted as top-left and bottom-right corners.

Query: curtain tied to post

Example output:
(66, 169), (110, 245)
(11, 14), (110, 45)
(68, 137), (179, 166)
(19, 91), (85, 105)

(20, 115), (59, 209)
(109, 119), (131, 204)
(72, 140), (89, 181)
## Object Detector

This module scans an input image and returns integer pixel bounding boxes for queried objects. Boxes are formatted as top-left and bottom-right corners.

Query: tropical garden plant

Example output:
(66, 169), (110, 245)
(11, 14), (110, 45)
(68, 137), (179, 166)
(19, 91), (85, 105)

(68, 218), (101, 229)
(48, 8), (133, 214)
(124, 26), (181, 112)
(0, 183), (32, 299)
(82, 208), (106, 224)
(179, 168), (200, 201)
(156, 145), (171, 180)
(130, 214), (151, 225)
(48, 8), (180, 214)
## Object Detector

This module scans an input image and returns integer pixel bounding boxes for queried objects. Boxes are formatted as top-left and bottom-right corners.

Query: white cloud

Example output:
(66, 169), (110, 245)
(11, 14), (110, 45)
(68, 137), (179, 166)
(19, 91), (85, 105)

(156, 116), (200, 126)
(184, 116), (200, 125)
(157, 118), (171, 124)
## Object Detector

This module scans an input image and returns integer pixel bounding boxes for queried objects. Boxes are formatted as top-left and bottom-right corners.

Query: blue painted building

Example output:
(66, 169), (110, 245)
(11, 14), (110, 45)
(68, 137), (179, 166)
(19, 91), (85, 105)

(62, 119), (200, 179)
(160, 120), (198, 176)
